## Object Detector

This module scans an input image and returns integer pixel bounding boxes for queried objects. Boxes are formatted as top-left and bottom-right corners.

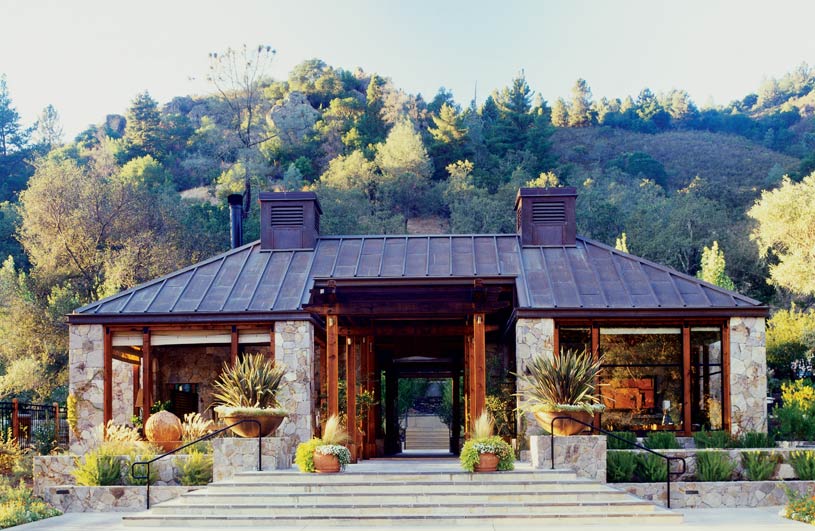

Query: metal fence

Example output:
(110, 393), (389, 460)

(0, 399), (68, 450)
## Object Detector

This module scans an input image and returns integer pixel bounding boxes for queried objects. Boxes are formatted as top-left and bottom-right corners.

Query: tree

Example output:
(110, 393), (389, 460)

(0, 75), (34, 201)
(766, 307), (815, 380)
(375, 120), (433, 217)
(123, 91), (164, 160)
(428, 103), (469, 179)
(568, 78), (593, 127)
(615, 233), (629, 253)
(696, 241), (736, 290)
(35, 104), (63, 148)
(208, 45), (277, 216)
(489, 73), (533, 155)
(551, 98), (569, 127)
(748, 174), (815, 296)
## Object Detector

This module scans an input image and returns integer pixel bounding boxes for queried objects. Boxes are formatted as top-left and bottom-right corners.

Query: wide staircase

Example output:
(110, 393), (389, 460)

(123, 461), (682, 527)
(404, 414), (450, 450)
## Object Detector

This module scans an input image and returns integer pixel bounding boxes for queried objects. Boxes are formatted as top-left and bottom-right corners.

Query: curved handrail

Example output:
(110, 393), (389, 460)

(131, 419), (261, 509)
(549, 416), (686, 509)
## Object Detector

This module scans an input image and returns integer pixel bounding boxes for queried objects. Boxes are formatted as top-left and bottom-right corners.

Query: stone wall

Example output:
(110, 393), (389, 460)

(729, 317), (768, 434)
(275, 321), (315, 445)
(156, 345), (230, 420)
(616, 480), (814, 508)
(43, 486), (197, 512)
(530, 434), (607, 482)
(68, 324), (104, 453)
(211, 436), (295, 482)
(112, 358), (134, 425)
(514, 318), (555, 435)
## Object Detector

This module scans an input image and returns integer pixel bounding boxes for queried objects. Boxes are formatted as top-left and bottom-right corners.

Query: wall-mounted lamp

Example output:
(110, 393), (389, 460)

(328, 317), (334, 326)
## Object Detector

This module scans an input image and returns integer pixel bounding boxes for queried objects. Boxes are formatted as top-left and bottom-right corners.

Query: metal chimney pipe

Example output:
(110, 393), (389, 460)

(227, 194), (243, 248)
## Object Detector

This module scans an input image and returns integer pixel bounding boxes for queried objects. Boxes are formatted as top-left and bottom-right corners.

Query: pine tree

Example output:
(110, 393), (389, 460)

(428, 103), (470, 180)
(490, 73), (534, 154)
(551, 98), (569, 127)
(697, 241), (736, 290)
(36, 104), (63, 148)
(0, 75), (31, 157)
(124, 91), (164, 160)
(568, 78), (593, 127)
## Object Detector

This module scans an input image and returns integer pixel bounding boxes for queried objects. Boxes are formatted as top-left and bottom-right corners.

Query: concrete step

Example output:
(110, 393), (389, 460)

(123, 510), (683, 527)
(224, 468), (579, 483)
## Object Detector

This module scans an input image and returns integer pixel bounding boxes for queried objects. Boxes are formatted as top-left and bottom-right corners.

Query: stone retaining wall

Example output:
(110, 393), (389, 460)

(616, 480), (814, 508)
(530, 434), (606, 482)
(43, 486), (198, 512)
(609, 448), (809, 481)
(212, 436), (295, 482)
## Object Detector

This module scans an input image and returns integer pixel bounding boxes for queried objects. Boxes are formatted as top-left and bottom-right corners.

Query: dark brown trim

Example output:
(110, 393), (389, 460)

(682, 325), (692, 436)
(473, 313), (486, 418)
(230, 326), (238, 365)
(310, 276), (515, 288)
(326, 315), (339, 418)
(346, 336), (357, 462)
(722, 322), (732, 433)
(67, 311), (313, 325)
(142, 328), (152, 426)
(514, 307), (768, 320)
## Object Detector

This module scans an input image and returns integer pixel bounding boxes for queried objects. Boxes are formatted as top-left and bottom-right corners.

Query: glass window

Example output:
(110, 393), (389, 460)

(559, 327), (591, 355)
(690, 327), (723, 431)
(598, 328), (683, 433)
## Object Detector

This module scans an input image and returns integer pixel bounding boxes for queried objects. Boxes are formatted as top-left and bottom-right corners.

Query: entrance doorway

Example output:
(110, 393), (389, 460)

(392, 377), (460, 456)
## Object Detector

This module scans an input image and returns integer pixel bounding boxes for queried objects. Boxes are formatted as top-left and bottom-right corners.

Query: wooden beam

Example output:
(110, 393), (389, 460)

(306, 300), (510, 317)
(230, 326), (239, 365)
(464, 335), (472, 434)
(338, 324), (500, 337)
(591, 325), (601, 430)
(326, 315), (339, 418)
(346, 337), (357, 462)
(682, 325), (692, 436)
(360, 336), (369, 459)
(142, 328), (152, 426)
(365, 336), (377, 458)
(473, 313), (486, 418)
(104, 327), (113, 430)
(132, 363), (140, 417)
(722, 321), (732, 434)
(269, 324), (276, 362)
(451, 370), (460, 454)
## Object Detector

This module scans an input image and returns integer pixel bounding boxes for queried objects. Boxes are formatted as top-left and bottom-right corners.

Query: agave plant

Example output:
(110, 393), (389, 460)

(517, 349), (604, 413)
(212, 354), (286, 415)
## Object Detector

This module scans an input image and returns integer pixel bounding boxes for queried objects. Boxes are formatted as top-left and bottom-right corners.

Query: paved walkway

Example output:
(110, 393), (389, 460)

(13, 507), (810, 530)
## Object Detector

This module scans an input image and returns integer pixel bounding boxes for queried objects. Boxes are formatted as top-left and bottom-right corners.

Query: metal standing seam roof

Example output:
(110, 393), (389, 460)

(73, 234), (764, 317)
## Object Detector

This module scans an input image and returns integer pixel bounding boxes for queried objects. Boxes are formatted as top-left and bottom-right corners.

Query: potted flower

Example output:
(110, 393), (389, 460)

(460, 411), (514, 472)
(212, 353), (288, 438)
(295, 415), (351, 473)
(516, 348), (605, 436)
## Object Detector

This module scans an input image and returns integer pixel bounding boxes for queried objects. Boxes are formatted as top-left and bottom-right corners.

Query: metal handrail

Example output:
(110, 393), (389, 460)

(549, 416), (686, 509)
(131, 419), (261, 509)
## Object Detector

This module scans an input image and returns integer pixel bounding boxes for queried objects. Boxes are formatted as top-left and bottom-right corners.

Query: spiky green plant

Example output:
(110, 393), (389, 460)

(516, 349), (604, 413)
(472, 411), (494, 440)
(212, 354), (286, 412)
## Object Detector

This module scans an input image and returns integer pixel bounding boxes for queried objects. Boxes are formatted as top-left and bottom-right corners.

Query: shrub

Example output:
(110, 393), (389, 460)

(636, 453), (668, 482)
(460, 436), (514, 472)
(607, 431), (637, 450)
(695, 451), (736, 481)
(294, 438), (321, 473)
(774, 381), (815, 441)
(0, 428), (24, 476)
(175, 451), (213, 486)
(0, 480), (60, 528)
(741, 451), (780, 481)
(31, 421), (57, 455)
(738, 432), (776, 449)
(784, 485), (815, 524)
(644, 432), (681, 449)
(295, 414), (353, 473)
(789, 451), (815, 480)
(515, 349), (604, 414)
(213, 353), (286, 411)
(694, 430), (734, 449)
(124, 453), (158, 486)
(607, 451), (637, 482)
(72, 448), (123, 486)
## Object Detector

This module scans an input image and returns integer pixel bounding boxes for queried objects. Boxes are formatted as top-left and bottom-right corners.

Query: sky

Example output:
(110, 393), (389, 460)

(3, 0), (815, 139)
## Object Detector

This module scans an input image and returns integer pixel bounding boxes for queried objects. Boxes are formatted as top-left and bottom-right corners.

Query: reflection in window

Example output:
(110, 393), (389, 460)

(598, 328), (683, 433)
(691, 327), (723, 431)
(559, 327), (590, 355)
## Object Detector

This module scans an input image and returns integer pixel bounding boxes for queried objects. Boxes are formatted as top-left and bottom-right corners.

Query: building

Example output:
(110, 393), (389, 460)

(66, 187), (768, 454)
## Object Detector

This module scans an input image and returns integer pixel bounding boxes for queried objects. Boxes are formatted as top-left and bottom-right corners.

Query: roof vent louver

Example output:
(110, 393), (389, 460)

(515, 187), (577, 247)
(259, 192), (322, 250)
(532, 201), (566, 224)
(270, 205), (304, 227)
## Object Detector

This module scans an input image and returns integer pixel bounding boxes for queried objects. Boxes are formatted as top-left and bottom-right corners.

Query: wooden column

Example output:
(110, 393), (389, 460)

(103, 327), (113, 429)
(682, 324), (692, 436)
(365, 336), (377, 457)
(464, 336), (472, 434)
(472, 313), (486, 418)
(11, 398), (18, 441)
(722, 322), (732, 433)
(326, 316), (339, 418)
(451, 370), (461, 454)
(142, 328), (152, 426)
(230, 325), (239, 365)
(591, 325), (601, 429)
(53, 402), (60, 444)
(269, 324), (276, 362)
(346, 337), (357, 462)
(132, 364), (141, 417)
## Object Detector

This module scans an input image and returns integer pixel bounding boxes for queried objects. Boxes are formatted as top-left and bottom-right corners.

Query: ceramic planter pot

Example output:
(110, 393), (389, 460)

(221, 414), (285, 438)
(313, 452), (341, 473)
(534, 410), (593, 436)
(474, 452), (499, 472)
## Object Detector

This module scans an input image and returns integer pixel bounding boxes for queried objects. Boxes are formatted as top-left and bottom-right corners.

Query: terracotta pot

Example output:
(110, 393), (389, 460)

(474, 452), (499, 472)
(221, 414), (285, 438)
(534, 410), (593, 436)
(313, 451), (341, 473)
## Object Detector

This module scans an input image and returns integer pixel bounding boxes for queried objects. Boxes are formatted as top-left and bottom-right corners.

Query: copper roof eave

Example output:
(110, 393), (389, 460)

(66, 310), (313, 325)
(512, 305), (770, 320)
(309, 275), (517, 287)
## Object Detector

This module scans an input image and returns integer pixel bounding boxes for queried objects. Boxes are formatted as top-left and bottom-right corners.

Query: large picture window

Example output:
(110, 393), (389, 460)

(690, 327), (723, 431)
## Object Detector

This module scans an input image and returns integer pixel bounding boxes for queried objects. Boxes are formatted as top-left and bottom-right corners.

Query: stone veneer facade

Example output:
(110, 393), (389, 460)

(274, 320), (315, 444)
(69, 324), (104, 454)
(530, 434), (607, 482)
(729, 316), (767, 434)
(514, 318), (555, 434)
